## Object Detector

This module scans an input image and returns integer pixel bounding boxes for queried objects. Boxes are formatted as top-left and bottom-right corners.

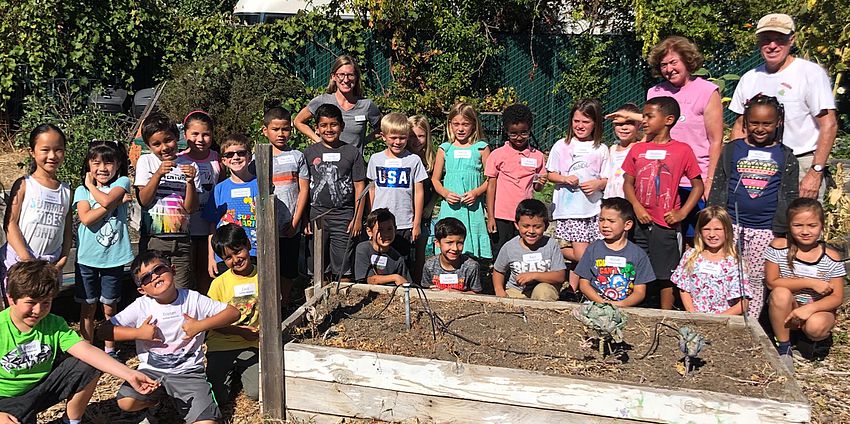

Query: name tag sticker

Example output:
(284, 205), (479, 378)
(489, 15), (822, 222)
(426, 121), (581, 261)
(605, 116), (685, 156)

(439, 274), (459, 285)
(747, 150), (773, 161)
(697, 261), (722, 274)
(355, 115), (367, 122)
(573, 145), (592, 155)
(453, 149), (472, 159)
(233, 283), (257, 297)
(520, 157), (538, 168)
(161, 310), (181, 320)
(522, 253), (543, 263)
(231, 187), (252, 198)
(42, 191), (61, 204)
(276, 155), (296, 165)
(323, 153), (341, 162)
(384, 159), (403, 168)
(645, 150), (667, 160)
(605, 256), (627, 267)
(795, 264), (820, 279)
(371, 254), (388, 267)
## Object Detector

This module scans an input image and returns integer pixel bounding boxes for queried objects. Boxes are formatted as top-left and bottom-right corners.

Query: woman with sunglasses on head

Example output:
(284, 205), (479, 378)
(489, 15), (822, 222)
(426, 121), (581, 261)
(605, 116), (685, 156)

(294, 55), (382, 152)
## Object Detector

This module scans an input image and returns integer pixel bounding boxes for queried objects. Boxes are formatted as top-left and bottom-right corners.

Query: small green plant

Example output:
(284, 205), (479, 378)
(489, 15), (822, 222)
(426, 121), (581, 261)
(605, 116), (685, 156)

(572, 302), (628, 356)
(677, 326), (708, 375)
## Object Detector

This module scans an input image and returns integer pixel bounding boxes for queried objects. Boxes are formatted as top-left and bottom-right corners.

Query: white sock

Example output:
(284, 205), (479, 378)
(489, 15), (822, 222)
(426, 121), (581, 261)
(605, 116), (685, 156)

(62, 415), (81, 424)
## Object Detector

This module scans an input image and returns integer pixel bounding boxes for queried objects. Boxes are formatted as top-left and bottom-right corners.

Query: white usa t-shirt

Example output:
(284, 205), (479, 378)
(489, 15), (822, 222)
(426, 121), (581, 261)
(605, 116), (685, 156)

(111, 289), (227, 373)
(730, 58), (835, 155)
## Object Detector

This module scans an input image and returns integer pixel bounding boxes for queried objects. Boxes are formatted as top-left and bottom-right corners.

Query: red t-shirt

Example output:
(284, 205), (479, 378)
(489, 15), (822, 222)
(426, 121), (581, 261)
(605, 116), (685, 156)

(621, 140), (701, 228)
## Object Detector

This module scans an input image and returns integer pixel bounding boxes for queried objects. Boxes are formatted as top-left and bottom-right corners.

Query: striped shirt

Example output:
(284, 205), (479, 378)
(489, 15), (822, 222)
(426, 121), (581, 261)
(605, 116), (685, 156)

(764, 244), (845, 304)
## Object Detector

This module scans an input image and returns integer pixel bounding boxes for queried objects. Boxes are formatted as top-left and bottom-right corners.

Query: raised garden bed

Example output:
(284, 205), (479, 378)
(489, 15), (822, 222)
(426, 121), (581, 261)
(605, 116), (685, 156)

(282, 284), (809, 423)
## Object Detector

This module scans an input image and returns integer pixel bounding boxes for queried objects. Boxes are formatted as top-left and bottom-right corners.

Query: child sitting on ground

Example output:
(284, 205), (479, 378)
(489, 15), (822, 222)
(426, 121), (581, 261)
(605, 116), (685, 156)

(575, 197), (655, 306)
(354, 208), (411, 286)
(671, 206), (750, 315)
(421, 217), (482, 292)
(493, 199), (566, 301)
(100, 251), (239, 424)
(205, 224), (260, 405)
(0, 260), (156, 424)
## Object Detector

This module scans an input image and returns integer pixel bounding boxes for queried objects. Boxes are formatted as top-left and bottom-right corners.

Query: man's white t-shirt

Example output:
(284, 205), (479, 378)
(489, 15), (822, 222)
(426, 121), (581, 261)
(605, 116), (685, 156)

(730, 57), (835, 156)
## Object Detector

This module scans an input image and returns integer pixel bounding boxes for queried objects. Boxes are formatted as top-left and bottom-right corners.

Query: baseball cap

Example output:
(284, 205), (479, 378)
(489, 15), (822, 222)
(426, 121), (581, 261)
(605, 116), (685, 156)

(756, 13), (795, 35)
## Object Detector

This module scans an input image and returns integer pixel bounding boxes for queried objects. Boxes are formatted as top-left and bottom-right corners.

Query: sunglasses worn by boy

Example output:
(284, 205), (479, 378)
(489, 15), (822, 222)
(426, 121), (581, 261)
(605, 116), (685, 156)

(222, 150), (249, 159)
(136, 264), (171, 286)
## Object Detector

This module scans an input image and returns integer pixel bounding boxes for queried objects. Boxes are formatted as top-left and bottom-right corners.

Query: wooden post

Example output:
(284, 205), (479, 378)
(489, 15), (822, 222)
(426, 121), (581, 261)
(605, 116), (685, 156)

(255, 144), (285, 419)
(312, 217), (324, 299)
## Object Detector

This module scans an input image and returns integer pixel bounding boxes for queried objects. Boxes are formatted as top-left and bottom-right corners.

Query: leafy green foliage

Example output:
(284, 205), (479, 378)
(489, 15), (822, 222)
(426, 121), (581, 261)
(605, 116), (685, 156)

(795, 0), (850, 75)
(573, 302), (627, 356)
(554, 35), (613, 101)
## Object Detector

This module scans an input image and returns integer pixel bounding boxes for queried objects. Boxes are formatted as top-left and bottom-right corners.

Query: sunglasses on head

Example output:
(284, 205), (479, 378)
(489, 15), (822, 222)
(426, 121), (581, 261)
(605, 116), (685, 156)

(222, 150), (249, 159)
(136, 264), (171, 286)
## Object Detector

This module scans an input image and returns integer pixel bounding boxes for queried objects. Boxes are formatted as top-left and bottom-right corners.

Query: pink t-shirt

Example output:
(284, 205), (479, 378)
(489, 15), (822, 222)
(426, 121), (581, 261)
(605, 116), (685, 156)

(621, 140), (701, 228)
(647, 77), (718, 186)
(484, 143), (545, 221)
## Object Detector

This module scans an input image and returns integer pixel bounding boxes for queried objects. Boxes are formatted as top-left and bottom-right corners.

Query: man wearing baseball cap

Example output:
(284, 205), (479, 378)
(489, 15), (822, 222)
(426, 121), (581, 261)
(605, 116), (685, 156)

(730, 13), (838, 200)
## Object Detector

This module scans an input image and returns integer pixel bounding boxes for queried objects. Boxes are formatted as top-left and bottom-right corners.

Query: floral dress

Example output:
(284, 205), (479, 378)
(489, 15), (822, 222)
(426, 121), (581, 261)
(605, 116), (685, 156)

(672, 249), (751, 314)
(436, 140), (491, 259)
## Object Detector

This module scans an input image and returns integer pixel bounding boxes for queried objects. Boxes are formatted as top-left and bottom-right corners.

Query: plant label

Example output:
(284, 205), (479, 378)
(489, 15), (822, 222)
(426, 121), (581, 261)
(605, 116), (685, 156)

(234, 283), (257, 297)
(323, 153), (341, 162)
(604, 256), (627, 267)
(520, 157), (538, 167)
(231, 187), (252, 198)
(746, 150), (773, 161)
(453, 149), (472, 159)
(645, 150), (666, 160)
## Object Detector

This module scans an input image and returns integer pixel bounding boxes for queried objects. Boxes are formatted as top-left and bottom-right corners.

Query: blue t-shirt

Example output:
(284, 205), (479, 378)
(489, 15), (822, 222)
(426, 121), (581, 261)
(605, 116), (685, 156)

(203, 177), (259, 260)
(726, 139), (784, 230)
(73, 176), (134, 268)
(574, 239), (655, 301)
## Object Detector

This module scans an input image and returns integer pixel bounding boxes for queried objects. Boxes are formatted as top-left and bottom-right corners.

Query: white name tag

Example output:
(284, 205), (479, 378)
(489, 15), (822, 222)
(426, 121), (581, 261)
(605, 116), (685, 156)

(384, 159), (403, 168)
(233, 283), (257, 297)
(276, 155), (296, 165)
(520, 157), (538, 168)
(453, 149), (472, 159)
(371, 254), (388, 267)
(161, 309), (181, 320)
(573, 144), (592, 155)
(605, 256), (627, 267)
(439, 274), (459, 285)
(323, 152), (341, 162)
(795, 264), (820, 279)
(231, 187), (252, 198)
(42, 191), (61, 204)
(747, 150), (773, 161)
(645, 150), (667, 160)
(355, 115), (367, 122)
(522, 253), (543, 263)
(697, 261), (722, 274)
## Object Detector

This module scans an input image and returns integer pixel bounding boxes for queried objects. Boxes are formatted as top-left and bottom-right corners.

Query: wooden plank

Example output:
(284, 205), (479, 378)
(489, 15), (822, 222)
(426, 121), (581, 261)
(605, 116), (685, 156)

(256, 144), (285, 419)
(312, 217), (325, 299)
(286, 377), (641, 423)
(746, 319), (809, 403)
(285, 343), (810, 423)
(285, 409), (358, 424)
(349, 283), (747, 327)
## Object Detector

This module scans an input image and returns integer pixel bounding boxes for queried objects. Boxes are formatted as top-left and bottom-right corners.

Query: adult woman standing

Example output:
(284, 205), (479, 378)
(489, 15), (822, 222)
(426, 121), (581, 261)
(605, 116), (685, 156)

(294, 55), (381, 151)
(646, 36), (724, 240)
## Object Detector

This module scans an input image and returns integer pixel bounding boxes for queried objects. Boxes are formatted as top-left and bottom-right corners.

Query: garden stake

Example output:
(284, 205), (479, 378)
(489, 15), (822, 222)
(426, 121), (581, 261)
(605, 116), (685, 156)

(404, 283), (411, 330)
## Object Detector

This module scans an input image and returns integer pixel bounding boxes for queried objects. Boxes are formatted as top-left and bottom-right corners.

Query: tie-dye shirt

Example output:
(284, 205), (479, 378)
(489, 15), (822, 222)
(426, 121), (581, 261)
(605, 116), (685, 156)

(134, 153), (200, 237)
(725, 139), (784, 230)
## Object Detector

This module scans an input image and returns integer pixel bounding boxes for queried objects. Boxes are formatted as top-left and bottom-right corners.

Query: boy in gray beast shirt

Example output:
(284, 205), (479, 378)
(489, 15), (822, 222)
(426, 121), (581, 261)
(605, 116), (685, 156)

(493, 199), (566, 301)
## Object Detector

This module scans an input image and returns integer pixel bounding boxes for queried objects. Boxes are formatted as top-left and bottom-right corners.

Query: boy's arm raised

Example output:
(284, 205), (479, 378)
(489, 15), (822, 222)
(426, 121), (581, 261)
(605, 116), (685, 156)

(181, 165), (198, 213)
(181, 304), (240, 340)
(67, 341), (159, 394)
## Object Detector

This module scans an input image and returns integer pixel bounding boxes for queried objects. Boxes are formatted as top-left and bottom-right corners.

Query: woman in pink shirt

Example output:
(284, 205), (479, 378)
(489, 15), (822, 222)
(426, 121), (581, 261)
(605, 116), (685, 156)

(646, 36), (724, 241)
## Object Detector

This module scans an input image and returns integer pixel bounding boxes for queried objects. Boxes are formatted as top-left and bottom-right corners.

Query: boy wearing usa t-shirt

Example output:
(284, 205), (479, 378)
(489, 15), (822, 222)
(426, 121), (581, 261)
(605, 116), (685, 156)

(367, 113), (427, 265)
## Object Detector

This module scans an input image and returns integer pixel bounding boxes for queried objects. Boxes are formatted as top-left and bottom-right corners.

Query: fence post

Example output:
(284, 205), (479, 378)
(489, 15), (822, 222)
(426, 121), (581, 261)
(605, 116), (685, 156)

(255, 144), (285, 419)
(312, 217), (324, 299)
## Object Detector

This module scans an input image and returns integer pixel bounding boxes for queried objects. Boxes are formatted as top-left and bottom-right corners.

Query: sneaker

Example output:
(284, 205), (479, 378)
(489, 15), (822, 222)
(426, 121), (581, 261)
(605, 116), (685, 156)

(779, 353), (795, 375)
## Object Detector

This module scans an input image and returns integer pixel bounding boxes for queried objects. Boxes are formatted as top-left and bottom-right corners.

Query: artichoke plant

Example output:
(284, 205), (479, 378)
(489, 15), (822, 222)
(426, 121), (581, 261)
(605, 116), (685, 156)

(572, 302), (628, 356)
(677, 326), (708, 374)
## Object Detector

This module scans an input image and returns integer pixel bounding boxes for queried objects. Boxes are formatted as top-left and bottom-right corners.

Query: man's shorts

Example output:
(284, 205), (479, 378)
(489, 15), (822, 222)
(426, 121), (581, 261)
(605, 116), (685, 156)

(116, 368), (221, 423)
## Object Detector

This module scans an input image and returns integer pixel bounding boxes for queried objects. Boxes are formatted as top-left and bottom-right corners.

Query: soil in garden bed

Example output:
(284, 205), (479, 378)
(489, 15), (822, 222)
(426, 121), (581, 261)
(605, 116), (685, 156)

(293, 290), (790, 401)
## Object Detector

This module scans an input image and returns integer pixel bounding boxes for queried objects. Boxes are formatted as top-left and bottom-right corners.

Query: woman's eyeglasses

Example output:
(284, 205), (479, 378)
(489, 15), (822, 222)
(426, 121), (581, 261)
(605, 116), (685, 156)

(334, 73), (357, 81)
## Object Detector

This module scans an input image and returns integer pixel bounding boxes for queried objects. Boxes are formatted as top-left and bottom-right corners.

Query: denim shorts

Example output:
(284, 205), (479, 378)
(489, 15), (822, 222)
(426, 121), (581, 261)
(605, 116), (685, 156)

(74, 263), (125, 305)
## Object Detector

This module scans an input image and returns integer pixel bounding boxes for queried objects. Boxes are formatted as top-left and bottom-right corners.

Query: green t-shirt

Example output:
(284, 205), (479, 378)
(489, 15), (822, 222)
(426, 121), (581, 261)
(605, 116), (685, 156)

(0, 308), (82, 397)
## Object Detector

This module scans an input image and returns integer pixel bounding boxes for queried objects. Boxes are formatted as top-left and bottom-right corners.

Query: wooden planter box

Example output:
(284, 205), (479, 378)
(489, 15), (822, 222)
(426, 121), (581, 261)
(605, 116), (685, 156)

(282, 285), (809, 424)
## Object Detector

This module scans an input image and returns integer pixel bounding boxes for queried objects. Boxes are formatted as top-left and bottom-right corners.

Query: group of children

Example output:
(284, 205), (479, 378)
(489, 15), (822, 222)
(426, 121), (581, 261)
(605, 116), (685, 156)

(0, 88), (843, 422)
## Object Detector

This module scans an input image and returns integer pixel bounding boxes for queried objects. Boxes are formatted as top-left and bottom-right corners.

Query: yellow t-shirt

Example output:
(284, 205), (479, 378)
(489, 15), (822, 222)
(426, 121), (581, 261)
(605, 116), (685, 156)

(205, 268), (260, 352)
